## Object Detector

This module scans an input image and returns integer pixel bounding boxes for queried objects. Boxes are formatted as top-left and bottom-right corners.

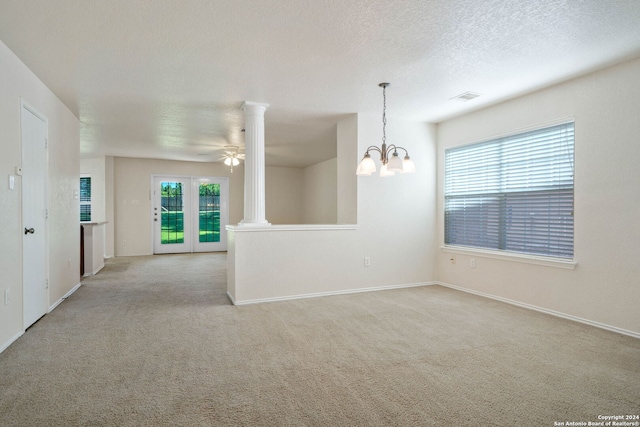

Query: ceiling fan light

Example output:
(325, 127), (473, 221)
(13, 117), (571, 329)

(224, 157), (232, 166)
(232, 158), (240, 166)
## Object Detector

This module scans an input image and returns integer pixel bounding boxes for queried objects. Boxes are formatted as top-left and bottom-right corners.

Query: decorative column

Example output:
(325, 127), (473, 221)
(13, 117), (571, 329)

(239, 101), (270, 226)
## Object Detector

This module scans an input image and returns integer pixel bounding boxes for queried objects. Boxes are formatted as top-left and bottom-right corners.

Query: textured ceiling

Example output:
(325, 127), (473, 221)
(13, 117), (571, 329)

(1, 0), (640, 167)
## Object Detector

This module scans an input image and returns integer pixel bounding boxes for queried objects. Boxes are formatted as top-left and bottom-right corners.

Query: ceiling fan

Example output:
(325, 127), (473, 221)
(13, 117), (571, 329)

(218, 145), (244, 173)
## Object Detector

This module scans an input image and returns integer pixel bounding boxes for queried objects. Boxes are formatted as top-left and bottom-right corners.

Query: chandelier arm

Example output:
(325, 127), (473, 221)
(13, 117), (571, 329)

(386, 145), (410, 156)
(365, 146), (383, 155)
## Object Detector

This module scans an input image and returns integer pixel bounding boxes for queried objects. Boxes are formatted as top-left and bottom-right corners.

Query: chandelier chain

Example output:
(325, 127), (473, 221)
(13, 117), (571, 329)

(382, 84), (387, 146)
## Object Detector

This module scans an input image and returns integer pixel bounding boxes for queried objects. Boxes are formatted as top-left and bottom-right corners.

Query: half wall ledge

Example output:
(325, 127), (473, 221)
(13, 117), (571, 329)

(226, 224), (358, 232)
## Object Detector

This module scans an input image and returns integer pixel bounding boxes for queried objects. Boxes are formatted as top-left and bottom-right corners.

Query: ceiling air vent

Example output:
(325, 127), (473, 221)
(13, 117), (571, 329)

(450, 91), (481, 102)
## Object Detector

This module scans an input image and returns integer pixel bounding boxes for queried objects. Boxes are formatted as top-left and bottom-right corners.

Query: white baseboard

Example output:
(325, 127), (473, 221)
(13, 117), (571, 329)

(226, 291), (236, 305)
(0, 331), (24, 354)
(48, 282), (81, 313)
(438, 282), (640, 339)
(230, 282), (438, 306)
(83, 263), (105, 277)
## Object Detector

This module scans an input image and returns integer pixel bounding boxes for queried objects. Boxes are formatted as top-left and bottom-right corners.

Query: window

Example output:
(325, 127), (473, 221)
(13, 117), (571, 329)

(80, 175), (91, 222)
(445, 122), (574, 259)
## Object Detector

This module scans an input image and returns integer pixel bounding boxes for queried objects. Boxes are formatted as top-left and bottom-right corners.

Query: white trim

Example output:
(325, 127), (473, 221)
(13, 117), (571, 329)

(230, 281), (437, 305)
(82, 262), (105, 277)
(227, 224), (358, 232)
(0, 331), (25, 354)
(441, 246), (576, 270)
(438, 282), (640, 339)
(20, 98), (48, 122)
(48, 282), (81, 312)
(226, 291), (236, 305)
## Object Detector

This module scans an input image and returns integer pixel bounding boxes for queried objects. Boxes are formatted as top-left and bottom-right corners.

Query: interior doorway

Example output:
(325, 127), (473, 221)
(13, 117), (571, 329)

(21, 101), (49, 329)
(152, 176), (229, 254)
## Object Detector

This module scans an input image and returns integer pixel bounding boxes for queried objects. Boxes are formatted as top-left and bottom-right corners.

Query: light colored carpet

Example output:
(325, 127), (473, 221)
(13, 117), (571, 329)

(1, 253), (639, 426)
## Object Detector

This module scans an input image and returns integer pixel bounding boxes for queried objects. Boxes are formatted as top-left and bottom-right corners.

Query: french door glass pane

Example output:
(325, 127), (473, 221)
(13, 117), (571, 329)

(161, 182), (184, 244)
(199, 183), (220, 243)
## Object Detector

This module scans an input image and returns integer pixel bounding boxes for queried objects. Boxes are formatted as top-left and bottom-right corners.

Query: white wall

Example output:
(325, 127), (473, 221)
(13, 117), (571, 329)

(356, 114), (437, 287)
(105, 156), (115, 258)
(303, 158), (337, 224)
(436, 57), (640, 336)
(112, 157), (317, 254)
(228, 114), (437, 303)
(80, 157), (106, 222)
(0, 40), (80, 351)
(337, 114), (358, 224)
(266, 166), (304, 224)
(113, 157), (245, 256)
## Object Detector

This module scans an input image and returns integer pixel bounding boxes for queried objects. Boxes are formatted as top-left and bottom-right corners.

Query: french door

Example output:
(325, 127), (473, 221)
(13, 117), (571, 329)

(152, 176), (229, 254)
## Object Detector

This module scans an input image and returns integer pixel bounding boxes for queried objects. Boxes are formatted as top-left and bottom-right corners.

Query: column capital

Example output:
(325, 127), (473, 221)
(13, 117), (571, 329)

(241, 101), (269, 113)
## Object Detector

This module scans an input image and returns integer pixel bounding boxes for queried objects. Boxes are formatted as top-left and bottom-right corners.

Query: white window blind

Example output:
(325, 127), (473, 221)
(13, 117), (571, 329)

(445, 122), (574, 259)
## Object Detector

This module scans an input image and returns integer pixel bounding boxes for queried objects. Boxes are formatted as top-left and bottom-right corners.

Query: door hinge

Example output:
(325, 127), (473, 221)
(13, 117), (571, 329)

(46, 279), (49, 289)
(45, 209), (48, 219)
(44, 138), (48, 149)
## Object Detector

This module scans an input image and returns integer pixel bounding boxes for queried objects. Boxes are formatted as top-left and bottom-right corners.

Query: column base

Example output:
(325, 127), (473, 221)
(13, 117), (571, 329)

(238, 220), (272, 227)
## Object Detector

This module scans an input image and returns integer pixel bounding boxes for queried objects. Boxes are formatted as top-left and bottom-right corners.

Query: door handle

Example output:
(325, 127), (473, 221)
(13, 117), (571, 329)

(24, 227), (35, 235)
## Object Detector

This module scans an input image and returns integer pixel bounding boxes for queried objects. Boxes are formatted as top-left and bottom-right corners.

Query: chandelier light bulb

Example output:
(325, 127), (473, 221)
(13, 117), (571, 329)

(402, 155), (416, 174)
(356, 153), (376, 175)
(380, 164), (395, 177)
(386, 152), (404, 172)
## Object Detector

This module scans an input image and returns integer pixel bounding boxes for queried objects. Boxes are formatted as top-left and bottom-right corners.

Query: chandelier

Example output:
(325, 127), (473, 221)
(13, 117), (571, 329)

(356, 83), (416, 176)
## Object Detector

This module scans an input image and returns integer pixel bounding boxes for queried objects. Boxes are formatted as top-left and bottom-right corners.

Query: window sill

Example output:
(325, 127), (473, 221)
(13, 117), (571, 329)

(440, 246), (576, 270)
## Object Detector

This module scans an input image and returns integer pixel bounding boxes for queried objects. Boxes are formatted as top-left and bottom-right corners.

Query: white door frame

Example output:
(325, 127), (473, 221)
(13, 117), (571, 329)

(21, 99), (49, 329)
(151, 175), (229, 254)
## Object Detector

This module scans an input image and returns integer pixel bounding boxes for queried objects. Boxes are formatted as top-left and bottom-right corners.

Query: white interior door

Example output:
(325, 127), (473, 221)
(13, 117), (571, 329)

(153, 176), (191, 254)
(21, 102), (48, 329)
(192, 177), (229, 252)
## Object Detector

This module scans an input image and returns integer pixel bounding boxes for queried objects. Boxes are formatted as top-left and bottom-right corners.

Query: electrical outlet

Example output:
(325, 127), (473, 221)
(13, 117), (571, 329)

(123, 240), (127, 246)
(364, 256), (371, 267)
(4, 289), (10, 305)
(470, 258), (476, 268)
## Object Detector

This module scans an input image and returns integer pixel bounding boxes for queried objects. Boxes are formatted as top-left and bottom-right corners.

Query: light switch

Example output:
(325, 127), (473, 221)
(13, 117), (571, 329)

(9, 175), (15, 190)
